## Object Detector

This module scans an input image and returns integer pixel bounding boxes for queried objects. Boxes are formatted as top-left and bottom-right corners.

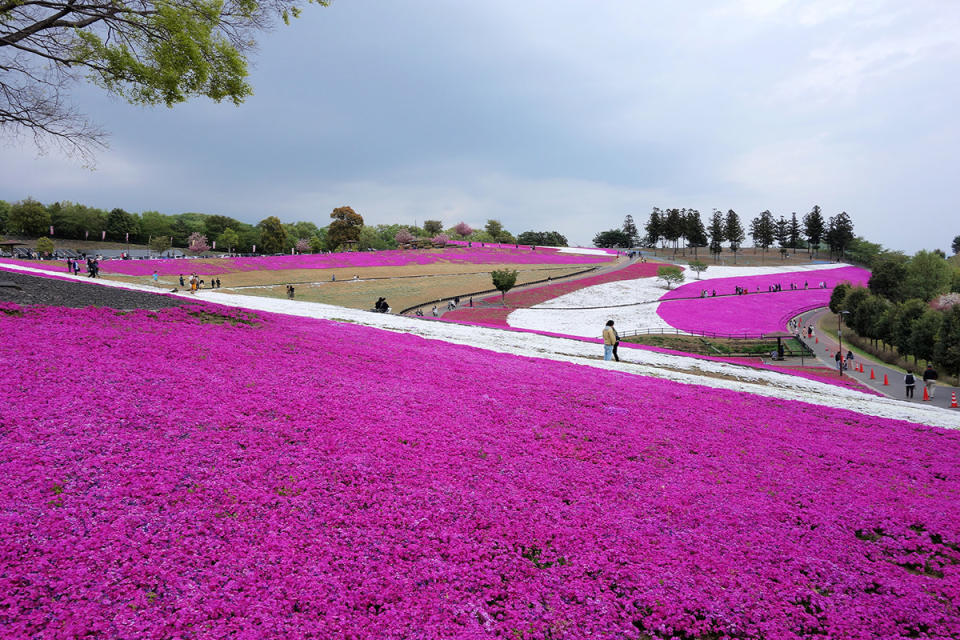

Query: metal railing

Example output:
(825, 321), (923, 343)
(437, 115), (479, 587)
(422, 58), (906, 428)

(617, 327), (816, 357)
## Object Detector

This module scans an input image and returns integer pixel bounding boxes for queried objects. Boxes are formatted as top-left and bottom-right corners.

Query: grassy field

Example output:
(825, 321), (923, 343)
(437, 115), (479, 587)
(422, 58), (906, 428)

(108, 262), (593, 311)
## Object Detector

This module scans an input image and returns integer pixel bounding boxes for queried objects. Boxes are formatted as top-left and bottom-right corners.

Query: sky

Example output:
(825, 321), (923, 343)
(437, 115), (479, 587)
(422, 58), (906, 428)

(2, 0), (959, 253)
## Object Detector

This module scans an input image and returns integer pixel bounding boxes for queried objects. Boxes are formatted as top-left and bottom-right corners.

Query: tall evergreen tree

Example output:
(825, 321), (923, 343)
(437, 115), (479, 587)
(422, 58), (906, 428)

(622, 215), (639, 247)
(749, 210), (776, 260)
(826, 211), (855, 259)
(724, 209), (745, 264)
(803, 205), (825, 257)
(789, 212), (801, 251)
(663, 208), (684, 254)
(684, 209), (707, 258)
(708, 209), (725, 262)
(775, 215), (789, 258)
(645, 208), (663, 248)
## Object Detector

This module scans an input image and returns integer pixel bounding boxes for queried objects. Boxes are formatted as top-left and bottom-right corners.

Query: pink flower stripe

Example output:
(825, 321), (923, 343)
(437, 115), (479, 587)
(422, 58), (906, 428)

(0, 246), (612, 277)
(446, 241), (621, 255)
(656, 266), (871, 334)
(1, 302), (958, 638)
(443, 261), (663, 327)
(660, 265), (871, 300)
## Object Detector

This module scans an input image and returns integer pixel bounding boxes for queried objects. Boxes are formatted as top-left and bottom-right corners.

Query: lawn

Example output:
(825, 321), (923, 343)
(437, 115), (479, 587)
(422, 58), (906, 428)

(1, 302), (957, 638)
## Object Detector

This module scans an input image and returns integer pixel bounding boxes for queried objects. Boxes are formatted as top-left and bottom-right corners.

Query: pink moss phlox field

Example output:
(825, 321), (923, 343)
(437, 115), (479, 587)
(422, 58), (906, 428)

(446, 241), (620, 256)
(657, 267), (871, 334)
(0, 246), (613, 277)
(443, 261), (662, 327)
(2, 303), (959, 638)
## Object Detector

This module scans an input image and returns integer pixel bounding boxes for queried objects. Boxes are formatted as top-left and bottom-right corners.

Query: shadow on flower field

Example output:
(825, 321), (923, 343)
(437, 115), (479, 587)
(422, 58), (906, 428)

(1, 301), (958, 638)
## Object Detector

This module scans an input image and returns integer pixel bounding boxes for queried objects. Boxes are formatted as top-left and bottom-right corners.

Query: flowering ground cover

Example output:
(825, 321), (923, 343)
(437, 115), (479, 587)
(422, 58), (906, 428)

(659, 266), (870, 301)
(0, 246), (612, 278)
(2, 302), (959, 638)
(442, 261), (662, 327)
(656, 266), (870, 335)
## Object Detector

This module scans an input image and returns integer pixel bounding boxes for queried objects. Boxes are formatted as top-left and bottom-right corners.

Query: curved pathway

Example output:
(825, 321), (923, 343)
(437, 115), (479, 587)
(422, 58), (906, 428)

(796, 307), (959, 409)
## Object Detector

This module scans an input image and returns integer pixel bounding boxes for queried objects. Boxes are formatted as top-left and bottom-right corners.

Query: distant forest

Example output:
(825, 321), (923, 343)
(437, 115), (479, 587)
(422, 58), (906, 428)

(0, 198), (568, 253)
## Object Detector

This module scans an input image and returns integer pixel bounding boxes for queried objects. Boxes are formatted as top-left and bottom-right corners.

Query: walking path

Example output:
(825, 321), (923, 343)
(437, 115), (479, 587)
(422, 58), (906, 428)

(796, 307), (960, 409)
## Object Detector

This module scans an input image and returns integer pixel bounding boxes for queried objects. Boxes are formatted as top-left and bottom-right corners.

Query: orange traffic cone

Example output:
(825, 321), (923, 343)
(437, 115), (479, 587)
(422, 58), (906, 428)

(923, 386), (930, 401)
(951, 392), (958, 408)
(870, 368), (875, 380)
(883, 374), (889, 386)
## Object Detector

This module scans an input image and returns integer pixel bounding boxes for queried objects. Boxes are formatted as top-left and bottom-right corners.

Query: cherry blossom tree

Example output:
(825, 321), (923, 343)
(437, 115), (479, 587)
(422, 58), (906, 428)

(187, 232), (209, 254)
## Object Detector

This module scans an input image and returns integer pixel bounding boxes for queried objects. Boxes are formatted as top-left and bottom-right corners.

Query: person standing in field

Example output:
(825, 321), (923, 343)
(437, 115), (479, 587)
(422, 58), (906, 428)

(603, 320), (617, 362)
(905, 370), (916, 399)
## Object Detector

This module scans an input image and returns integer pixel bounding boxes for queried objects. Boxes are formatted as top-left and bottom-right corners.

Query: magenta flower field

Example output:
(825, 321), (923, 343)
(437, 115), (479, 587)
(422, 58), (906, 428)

(657, 266), (870, 334)
(0, 246), (612, 277)
(1, 302), (957, 638)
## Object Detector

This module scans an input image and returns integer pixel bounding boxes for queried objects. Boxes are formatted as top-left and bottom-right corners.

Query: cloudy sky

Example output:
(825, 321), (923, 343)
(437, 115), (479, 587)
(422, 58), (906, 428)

(2, 0), (958, 252)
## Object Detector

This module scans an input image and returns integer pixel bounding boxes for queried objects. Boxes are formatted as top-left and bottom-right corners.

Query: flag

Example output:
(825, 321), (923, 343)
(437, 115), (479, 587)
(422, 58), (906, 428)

(212, 240), (216, 250)
(49, 226), (54, 236)
(252, 244), (256, 253)
(125, 232), (129, 242)
(102, 230), (106, 240)
(85, 230), (89, 239)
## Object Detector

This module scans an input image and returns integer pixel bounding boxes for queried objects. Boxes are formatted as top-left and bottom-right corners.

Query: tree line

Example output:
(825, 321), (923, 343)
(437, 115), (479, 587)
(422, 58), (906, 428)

(594, 207), (856, 261)
(830, 249), (960, 381)
(0, 198), (568, 254)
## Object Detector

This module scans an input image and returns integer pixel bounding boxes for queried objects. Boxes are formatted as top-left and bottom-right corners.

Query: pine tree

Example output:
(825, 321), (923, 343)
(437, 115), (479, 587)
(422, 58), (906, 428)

(622, 215), (639, 247)
(749, 210), (776, 261)
(803, 205), (825, 257)
(663, 208), (684, 254)
(684, 209), (707, 258)
(645, 208), (663, 248)
(708, 209), (725, 262)
(789, 212), (801, 252)
(724, 210), (745, 264)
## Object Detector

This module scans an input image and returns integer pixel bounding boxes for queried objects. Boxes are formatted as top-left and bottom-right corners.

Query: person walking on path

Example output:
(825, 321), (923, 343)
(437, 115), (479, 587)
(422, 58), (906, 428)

(603, 320), (617, 362)
(905, 370), (916, 399)
(923, 365), (939, 398)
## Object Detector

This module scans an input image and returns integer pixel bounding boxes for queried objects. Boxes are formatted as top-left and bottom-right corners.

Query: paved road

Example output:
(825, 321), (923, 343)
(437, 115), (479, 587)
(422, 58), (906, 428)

(797, 307), (960, 410)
